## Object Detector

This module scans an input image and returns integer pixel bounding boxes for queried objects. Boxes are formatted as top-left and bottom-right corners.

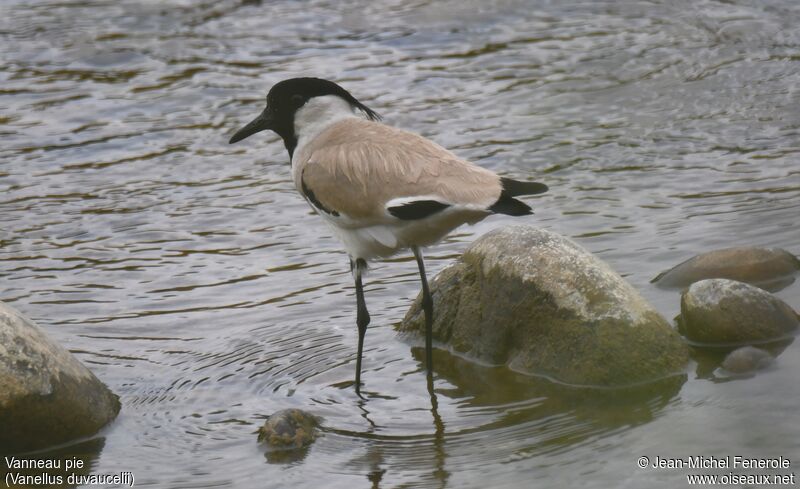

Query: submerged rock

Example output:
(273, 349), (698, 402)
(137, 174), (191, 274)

(679, 279), (799, 345)
(652, 247), (800, 291)
(399, 226), (688, 387)
(257, 409), (320, 450)
(0, 302), (120, 452)
(721, 346), (774, 375)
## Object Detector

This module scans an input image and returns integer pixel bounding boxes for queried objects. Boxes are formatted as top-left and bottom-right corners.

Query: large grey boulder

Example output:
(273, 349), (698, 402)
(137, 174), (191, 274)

(679, 279), (799, 345)
(652, 247), (799, 291)
(399, 226), (689, 387)
(0, 302), (120, 452)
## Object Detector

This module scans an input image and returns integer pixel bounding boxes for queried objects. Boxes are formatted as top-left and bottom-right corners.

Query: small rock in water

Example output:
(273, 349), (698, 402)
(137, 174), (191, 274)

(257, 409), (320, 450)
(679, 279), (799, 345)
(721, 346), (774, 374)
(652, 247), (800, 291)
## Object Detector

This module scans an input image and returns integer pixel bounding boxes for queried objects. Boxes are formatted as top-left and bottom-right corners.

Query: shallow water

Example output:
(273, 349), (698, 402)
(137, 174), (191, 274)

(1, 0), (799, 487)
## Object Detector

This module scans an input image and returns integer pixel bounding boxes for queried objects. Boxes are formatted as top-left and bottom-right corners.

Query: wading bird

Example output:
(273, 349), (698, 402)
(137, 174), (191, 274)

(229, 77), (547, 393)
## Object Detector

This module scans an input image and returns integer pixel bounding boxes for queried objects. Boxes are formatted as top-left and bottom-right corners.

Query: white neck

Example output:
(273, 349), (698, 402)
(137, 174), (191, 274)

(294, 95), (357, 152)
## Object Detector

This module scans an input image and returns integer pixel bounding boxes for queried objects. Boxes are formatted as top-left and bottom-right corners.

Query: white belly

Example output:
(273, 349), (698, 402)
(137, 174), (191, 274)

(318, 207), (490, 260)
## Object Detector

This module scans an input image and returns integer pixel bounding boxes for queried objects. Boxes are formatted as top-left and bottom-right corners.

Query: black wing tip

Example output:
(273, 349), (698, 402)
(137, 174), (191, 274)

(489, 197), (533, 216)
(489, 177), (547, 216)
(500, 177), (548, 196)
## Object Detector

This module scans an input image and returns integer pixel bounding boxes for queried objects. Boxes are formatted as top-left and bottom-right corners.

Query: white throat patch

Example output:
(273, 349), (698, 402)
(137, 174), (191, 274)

(293, 95), (357, 150)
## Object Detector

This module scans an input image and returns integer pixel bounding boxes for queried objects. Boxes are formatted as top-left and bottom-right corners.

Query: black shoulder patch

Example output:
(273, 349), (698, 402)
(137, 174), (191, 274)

(301, 171), (339, 217)
(387, 200), (449, 220)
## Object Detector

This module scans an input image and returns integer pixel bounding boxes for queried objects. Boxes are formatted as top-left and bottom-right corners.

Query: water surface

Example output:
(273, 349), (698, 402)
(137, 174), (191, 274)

(1, 1), (799, 487)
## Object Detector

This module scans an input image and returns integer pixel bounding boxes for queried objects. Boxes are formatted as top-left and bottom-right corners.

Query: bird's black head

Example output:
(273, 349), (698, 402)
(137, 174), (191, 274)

(228, 77), (380, 156)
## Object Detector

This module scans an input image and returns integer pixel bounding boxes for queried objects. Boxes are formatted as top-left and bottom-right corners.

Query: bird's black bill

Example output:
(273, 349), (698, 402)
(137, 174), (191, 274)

(229, 109), (274, 144)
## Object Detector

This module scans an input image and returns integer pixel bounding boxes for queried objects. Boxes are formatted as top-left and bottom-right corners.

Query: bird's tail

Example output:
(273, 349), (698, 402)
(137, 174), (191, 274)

(489, 177), (548, 216)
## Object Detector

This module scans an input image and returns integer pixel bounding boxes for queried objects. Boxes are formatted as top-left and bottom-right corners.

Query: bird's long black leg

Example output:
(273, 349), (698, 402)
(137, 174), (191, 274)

(353, 257), (370, 394)
(412, 246), (433, 375)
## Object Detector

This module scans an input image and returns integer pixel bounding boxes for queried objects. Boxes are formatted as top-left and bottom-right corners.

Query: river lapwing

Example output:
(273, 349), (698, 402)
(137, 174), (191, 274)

(229, 77), (548, 393)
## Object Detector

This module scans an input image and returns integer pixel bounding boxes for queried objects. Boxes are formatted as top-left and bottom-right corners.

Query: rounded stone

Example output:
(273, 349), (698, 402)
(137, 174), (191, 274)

(721, 346), (774, 374)
(679, 279), (799, 345)
(652, 247), (800, 291)
(399, 226), (689, 387)
(257, 409), (320, 450)
(0, 302), (120, 452)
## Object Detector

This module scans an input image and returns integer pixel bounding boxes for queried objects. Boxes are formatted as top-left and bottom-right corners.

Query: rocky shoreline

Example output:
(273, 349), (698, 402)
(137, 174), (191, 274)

(399, 226), (799, 384)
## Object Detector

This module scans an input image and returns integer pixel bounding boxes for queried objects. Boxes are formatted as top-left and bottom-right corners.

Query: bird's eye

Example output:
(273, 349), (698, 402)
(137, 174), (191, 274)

(291, 94), (305, 107)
